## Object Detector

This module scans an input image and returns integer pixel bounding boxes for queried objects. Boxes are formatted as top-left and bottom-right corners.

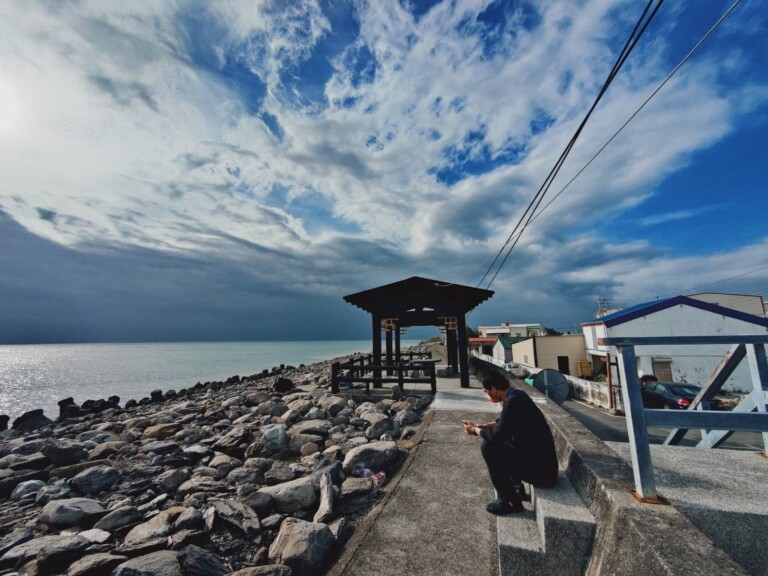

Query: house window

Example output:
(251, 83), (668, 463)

(524, 355), (529, 364)
(652, 359), (673, 382)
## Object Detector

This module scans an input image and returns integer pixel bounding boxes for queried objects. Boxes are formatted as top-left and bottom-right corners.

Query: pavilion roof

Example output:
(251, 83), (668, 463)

(343, 276), (494, 326)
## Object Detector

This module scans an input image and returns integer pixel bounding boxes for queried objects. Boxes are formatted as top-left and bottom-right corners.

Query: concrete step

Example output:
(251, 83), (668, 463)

(498, 471), (596, 576)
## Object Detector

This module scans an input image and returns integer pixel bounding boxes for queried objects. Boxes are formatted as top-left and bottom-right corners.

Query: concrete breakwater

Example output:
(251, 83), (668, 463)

(0, 354), (433, 576)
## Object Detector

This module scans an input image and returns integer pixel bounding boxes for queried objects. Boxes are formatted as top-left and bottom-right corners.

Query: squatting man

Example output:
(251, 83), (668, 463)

(464, 371), (558, 514)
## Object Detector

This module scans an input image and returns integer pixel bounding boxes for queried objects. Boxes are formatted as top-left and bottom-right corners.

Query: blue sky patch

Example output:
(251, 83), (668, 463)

(179, 10), (267, 115)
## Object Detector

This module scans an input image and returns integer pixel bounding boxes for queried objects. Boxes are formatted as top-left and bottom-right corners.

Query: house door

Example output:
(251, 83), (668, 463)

(557, 356), (570, 375)
(652, 360), (673, 382)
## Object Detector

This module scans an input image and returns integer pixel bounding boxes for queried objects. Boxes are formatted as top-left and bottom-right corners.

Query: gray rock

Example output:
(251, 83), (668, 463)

(328, 517), (352, 546)
(42, 439), (88, 466)
(264, 464), (296, 486)
(362, 412), (394, 440)
(267, 518), (334, 576)
(139, 440), (180, 455)
(342, 440), (398, 473)
(36, 479), (72, 505)
(288, 434), (323, 455)
(93, 506), (143, 532)
(228, 566), (293, 576)
(88, 441), (129, 461)
(177, 545), (227, 576)
(203, 499), (260, 537)
(226, 466), (264, 487)
(259, 424), (288, 454)
(66, 552), (128, 576)
(0, 469), (47, 498)
(176, 476), (225, 496)
(155, 468), (189, 493)
(71, 465), (121, 495)
(0, 535), (61, 570)
(317, 397), (348, 417)
(123, 508), (185, 546)
(303, 407), (326, 420)
(172, 507), (204, 531)
(10, 479), (45, 500)
(39, 498), (106, 527)
(211, 426), (249, 457)
(394, 408), (420, 426)
(12, 409), (53, 432)
(289, 420), (330, 437)
(241, 491), (274, 518)
(112, 550), (182, 576)
(77, 529), (111, 544)
(36, 534), (90, 572)
(0, 529), (34, 557)
(258, 477), (317, 515)
(244, 392), (272, 407)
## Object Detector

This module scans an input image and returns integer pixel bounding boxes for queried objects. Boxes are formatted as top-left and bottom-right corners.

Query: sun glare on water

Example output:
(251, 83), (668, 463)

(0, 75), (21, 134)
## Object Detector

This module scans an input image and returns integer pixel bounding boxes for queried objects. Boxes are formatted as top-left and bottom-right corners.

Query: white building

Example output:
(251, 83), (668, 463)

(582, 295), (768, 392)
(478, 322), (541, 338)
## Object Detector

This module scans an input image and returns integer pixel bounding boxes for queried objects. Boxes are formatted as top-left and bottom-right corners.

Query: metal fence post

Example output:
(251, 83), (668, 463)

(615, 344), (658, 500)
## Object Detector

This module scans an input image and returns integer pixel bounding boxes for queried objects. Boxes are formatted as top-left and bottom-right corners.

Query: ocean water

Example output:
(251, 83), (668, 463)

(0, 340), (422, 422)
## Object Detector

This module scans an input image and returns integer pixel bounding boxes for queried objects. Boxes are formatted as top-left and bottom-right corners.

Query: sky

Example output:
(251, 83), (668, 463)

(0, 0), (766, 344)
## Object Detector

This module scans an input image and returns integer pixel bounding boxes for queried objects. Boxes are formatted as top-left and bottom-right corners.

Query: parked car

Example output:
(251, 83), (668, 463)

(503, 363), (529, 378)
(640, 382), (724, 410)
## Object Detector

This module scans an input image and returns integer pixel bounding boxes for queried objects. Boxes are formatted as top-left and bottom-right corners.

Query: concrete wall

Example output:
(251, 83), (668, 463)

(510, 338), (536, 367)
(533, 335), (587, 376)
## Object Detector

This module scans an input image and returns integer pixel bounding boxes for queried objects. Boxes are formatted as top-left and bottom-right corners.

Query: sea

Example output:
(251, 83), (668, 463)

(0, 340), (422, 423)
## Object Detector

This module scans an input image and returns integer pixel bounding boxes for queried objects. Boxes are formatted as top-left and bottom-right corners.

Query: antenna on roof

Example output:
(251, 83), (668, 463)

(596, 297), (612, 318)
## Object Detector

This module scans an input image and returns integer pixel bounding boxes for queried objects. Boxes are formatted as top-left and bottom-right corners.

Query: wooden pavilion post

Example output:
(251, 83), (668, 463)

(372, 314), (382, 388)
(395, 323), (401, 365)
(385, 326), (393, 376)
(457, 314), (470, 388)
(448, 327), (459, 374)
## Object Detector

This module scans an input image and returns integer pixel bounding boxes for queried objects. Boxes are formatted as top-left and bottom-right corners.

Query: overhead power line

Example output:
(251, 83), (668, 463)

(478, 0), (665, 291)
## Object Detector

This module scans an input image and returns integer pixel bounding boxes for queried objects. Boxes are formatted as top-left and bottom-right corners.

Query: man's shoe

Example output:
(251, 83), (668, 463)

(485, 498), (524, 515)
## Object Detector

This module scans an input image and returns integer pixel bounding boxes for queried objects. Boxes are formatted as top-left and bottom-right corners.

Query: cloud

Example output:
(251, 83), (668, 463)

(637, 204), (727, 227)
(0, 0), (766, 342)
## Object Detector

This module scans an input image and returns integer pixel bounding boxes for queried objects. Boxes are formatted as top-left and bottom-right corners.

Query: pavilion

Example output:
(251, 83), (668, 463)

(343, 276), (494, 388)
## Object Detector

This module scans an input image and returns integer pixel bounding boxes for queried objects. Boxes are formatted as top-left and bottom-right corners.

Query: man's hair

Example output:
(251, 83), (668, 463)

(481, 371), (510, 391)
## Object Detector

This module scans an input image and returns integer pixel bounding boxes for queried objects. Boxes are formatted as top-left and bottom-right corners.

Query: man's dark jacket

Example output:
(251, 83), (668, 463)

(478, 388), (558, 486)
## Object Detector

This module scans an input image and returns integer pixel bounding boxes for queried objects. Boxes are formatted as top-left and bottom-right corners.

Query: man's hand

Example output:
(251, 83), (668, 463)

(463, 420), (476, 436)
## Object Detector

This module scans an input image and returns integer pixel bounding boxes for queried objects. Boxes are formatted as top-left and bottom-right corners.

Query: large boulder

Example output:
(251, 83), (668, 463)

(0, 535), (61, 570)
(362, 413), (394, 440)
(259, 424), (288, 455)
(123, 508), (186, 546)
(258, 477), (317, 515)
(36, 534), (90, 573)
(177, 545), (227, 576)
(39, 498), (106, 527)
(71, 465), (121, 495)
(42, 439), (88, 466)
(94, 506), (143, 532)
(342, 441), (398, 474)
(66, 552), (128, 576)
(12, 409), (53, 432)
(112, 550), (182, 576)
(268, 518), (334, 576)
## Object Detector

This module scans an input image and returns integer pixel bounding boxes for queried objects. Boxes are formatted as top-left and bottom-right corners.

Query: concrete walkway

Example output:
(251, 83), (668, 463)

(328, 374), (505, 576)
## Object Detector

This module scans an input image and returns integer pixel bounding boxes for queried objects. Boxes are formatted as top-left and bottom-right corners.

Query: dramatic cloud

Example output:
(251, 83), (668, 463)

(0, 0), (766, 342)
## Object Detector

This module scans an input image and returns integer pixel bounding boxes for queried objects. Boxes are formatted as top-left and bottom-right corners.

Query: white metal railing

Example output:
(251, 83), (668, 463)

(605, 335), (768, 501)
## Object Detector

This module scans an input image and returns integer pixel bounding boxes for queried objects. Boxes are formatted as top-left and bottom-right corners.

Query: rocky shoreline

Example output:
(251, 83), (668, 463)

(0, 349), (435, 576)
